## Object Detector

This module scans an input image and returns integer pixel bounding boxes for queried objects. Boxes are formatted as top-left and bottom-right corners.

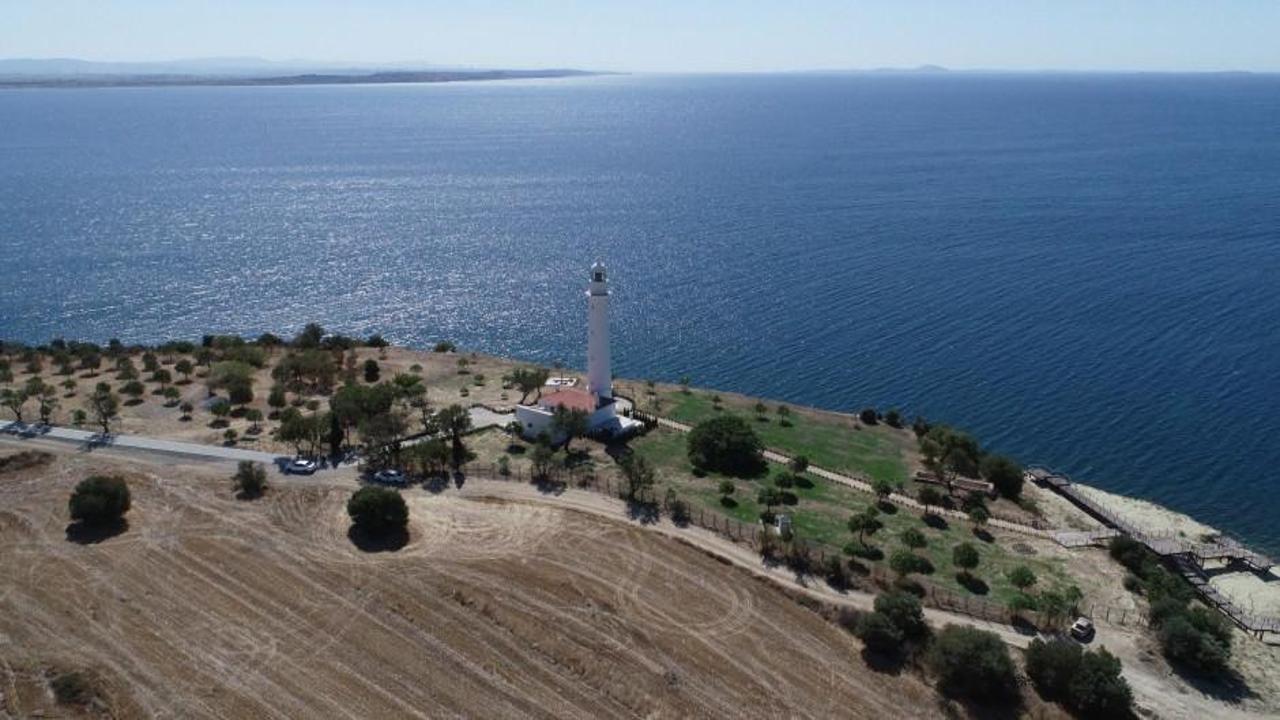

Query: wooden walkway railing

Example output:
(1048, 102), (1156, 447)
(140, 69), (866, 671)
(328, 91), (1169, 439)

(1028, 466), (1280, 639)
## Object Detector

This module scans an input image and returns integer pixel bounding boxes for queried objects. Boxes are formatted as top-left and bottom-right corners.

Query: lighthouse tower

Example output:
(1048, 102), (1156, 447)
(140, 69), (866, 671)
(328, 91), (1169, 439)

(586, 261), (612, 402)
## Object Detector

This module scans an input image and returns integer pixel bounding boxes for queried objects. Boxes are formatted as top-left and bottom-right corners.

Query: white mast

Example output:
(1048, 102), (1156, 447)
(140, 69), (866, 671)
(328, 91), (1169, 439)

(586, 261), (611, 402)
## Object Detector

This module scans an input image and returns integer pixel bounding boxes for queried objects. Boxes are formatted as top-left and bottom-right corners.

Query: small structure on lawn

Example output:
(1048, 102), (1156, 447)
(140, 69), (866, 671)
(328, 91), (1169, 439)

(515, 262), (643, 442)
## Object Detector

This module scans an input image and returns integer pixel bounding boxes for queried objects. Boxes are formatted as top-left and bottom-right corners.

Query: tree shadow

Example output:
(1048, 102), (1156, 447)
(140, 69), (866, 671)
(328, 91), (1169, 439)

(123, 398), (144, 407)
(1010, 616), (1040, 636)
(957, 572), (990, 595)
(1169, 662), (1256, 704)
(794, 475), (814, 490)
(924, 514), (949, 531)
(65, 518), (128, 544)
(627, 499), (660, 525)
(347, 525), (409, 553)
(720, 496), (738, 509)
(422, 474), (450, 494)
(533, 476), (566, 495)
(973, 528), (995, 543)
(234, 488), (265, 501)
(860, 648), (906, 675)
(877, 500), (898, 514)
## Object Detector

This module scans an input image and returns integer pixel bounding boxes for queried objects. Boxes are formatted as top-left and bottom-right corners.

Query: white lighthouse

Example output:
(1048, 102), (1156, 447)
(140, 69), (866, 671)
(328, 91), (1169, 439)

(586, 261), (612, 401)
(512, 261), (641, 441)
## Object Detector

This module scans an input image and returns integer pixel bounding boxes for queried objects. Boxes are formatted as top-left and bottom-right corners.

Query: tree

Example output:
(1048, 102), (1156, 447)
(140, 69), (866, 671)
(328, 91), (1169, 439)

(72, 409), (87, 426)
(245, 408), (264, 433)
(346, 486), (408, 536)
(209, 398), (232, 425)
(120, 380), (146, 403)
(1069, 647), (1133, 718)
(174, 358), (194, 383)
(294, 322), (325, 349)
(856, 612), (904, 654)
(511, 366), (549, 403)
(789, 455), (810, 474)
(981, 454), (1024, 499)
(686, 415), (765, 476)
(929, 625), (1017, 702)
(152, 368), (172, 389)
(917, 486), (943, 516)
(223, 428), (239, 445)
(890, 549), (927, 577)
(433, 340), (456, 353)
(551, 406), (590, 450)
(1008, 565), (1037, 591)
(1158, 613), (1230, 675)
(884, 408), (902, 428)
(859, 408), (878, 424)
(0, 387), (29, 422)
(952, 542), (980, 579)
(436, 404), (473, 466)
(678, 375), (691, 394)
(872, 477), (894, 507)
(619, 453), (655, 501)
(530, 440), (556, 480)
(968, 505), (990, 536)
(232, 461), (267, 498)
(61, 378), (77, 395)
(88, 383), (118, 435)
(753, 401), (768, 419)
(267, 384), (288, 415)
(900, 527), (927, 549)
(1026, 638), (1082, 701)
(875, 591), (928, 640)
(68, 475), (131, 526)
(409, 438), (451, 478)
(179, 401), (194, 420)
(366, 333), (389, 348)
(36, 384), (59, 424)
(79, 353), (103, 375)
(847, 507), (882, 545)
(363, 358), (380, 383)
(162, 386), (181, 406)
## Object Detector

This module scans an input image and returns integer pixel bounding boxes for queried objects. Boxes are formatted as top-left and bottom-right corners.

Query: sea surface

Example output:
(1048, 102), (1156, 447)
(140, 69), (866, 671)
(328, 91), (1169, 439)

(2, 73), (1278, 552)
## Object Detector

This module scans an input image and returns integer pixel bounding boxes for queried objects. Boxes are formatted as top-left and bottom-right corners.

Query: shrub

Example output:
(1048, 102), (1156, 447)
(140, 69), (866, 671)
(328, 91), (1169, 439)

(1008, 565), (1037, 590)
(233, 461), (267, 498)
(1025, 637), (1083, 700)
(884, 408), (902, 428)
(859, 408), (878, 424)
(686, 415), (764, 476)
(1069, 647), (1133, 718)
(363, 358), (380, 383)
(981, 454), (1024, 499)
(875, 591), (928, 640)
(929, 625), (1017, 702)
(347, 486), (409, 535)
(856, 612), (903, 653)
(68, 476), (131, 525)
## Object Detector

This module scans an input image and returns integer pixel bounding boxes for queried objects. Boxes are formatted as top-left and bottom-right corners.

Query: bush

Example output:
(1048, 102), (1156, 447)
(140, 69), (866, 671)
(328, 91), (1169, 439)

(363, 358), (380, 383)
(1069, 647), (1133, 718)
(1026, 637), (1083, 700)
(981, 454), (1024, 499)
(856, 612), (903, 653)
(929, 625), (1017, 702)
(68, 476), (131, 525)
(875, 591), (928, 640)
(686, 415), (764, 476)
(233, 461), (267, 498)
(346, 486), (409, 535)
(1026, 639), (1133, 718)
(859, 408), (878, 424)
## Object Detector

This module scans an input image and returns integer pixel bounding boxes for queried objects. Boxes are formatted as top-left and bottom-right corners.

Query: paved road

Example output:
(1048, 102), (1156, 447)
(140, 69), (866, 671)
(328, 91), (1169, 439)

(0, 420), (288, 465)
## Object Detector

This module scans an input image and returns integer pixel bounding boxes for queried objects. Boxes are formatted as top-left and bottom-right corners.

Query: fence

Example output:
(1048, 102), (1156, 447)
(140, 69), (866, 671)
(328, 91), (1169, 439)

(448, 460), (1147, 631)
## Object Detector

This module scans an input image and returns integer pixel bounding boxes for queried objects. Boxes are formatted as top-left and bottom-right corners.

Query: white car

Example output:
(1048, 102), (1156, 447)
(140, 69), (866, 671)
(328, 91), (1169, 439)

(287, 458), (319, 475)
(1069, 617), (1095, 642)
(373, 469), (407, 486)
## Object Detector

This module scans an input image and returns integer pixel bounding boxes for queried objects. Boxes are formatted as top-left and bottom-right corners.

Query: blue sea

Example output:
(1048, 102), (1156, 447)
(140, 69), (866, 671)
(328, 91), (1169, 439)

(2, 74), (1278, 552)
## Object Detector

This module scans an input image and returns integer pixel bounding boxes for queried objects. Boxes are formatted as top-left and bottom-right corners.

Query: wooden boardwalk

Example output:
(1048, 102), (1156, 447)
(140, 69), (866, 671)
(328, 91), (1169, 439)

(1028, 467), (1280, 638)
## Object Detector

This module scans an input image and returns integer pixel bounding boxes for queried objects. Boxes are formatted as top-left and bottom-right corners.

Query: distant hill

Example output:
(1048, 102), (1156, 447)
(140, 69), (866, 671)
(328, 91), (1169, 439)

(0, 58), (600, 88)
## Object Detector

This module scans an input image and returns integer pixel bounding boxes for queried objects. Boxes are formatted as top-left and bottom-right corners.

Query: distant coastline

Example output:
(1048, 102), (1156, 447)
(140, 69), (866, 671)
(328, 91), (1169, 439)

(0, 68), (601, 90)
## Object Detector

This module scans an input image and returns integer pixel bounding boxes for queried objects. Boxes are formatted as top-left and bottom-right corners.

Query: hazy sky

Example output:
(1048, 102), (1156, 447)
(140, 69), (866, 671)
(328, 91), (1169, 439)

(5, 0), (1279, 72)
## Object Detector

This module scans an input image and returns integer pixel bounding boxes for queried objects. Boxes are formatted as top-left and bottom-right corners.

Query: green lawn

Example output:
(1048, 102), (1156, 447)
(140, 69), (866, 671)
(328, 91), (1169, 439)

(628, 427), (1072, 606)
(645, 388), (913, 486)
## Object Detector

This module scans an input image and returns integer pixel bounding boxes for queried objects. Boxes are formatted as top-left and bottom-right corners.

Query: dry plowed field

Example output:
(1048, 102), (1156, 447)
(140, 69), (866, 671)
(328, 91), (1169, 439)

(0, 453), (940, 718)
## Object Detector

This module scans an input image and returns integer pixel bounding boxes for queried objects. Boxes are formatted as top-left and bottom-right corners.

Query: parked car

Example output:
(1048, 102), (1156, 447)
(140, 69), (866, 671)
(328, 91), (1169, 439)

(1069, 617), (1095, 642)
(372, 469), (407, 486)
(286, 458), (319, 475)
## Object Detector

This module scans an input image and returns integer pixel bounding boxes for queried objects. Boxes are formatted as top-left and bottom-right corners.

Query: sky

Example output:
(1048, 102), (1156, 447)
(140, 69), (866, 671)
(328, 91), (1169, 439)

(4, 0), (1279, 73)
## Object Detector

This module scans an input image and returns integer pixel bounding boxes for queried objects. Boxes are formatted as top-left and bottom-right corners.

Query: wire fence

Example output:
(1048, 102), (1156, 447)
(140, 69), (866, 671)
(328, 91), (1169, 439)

(449, 460), (1150, 631)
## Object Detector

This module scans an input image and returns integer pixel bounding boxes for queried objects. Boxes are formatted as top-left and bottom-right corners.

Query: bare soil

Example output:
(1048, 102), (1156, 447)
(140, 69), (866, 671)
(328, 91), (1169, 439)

(1, 451), (952, 719)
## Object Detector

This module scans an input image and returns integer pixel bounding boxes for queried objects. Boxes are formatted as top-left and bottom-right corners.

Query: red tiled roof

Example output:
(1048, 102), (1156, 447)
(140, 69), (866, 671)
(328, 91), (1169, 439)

(539, 388), (597, 413)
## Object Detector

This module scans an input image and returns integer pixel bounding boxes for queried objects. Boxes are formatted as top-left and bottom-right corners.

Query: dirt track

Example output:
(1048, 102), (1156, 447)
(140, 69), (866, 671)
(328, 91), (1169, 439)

(1, 452), (947, 719)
